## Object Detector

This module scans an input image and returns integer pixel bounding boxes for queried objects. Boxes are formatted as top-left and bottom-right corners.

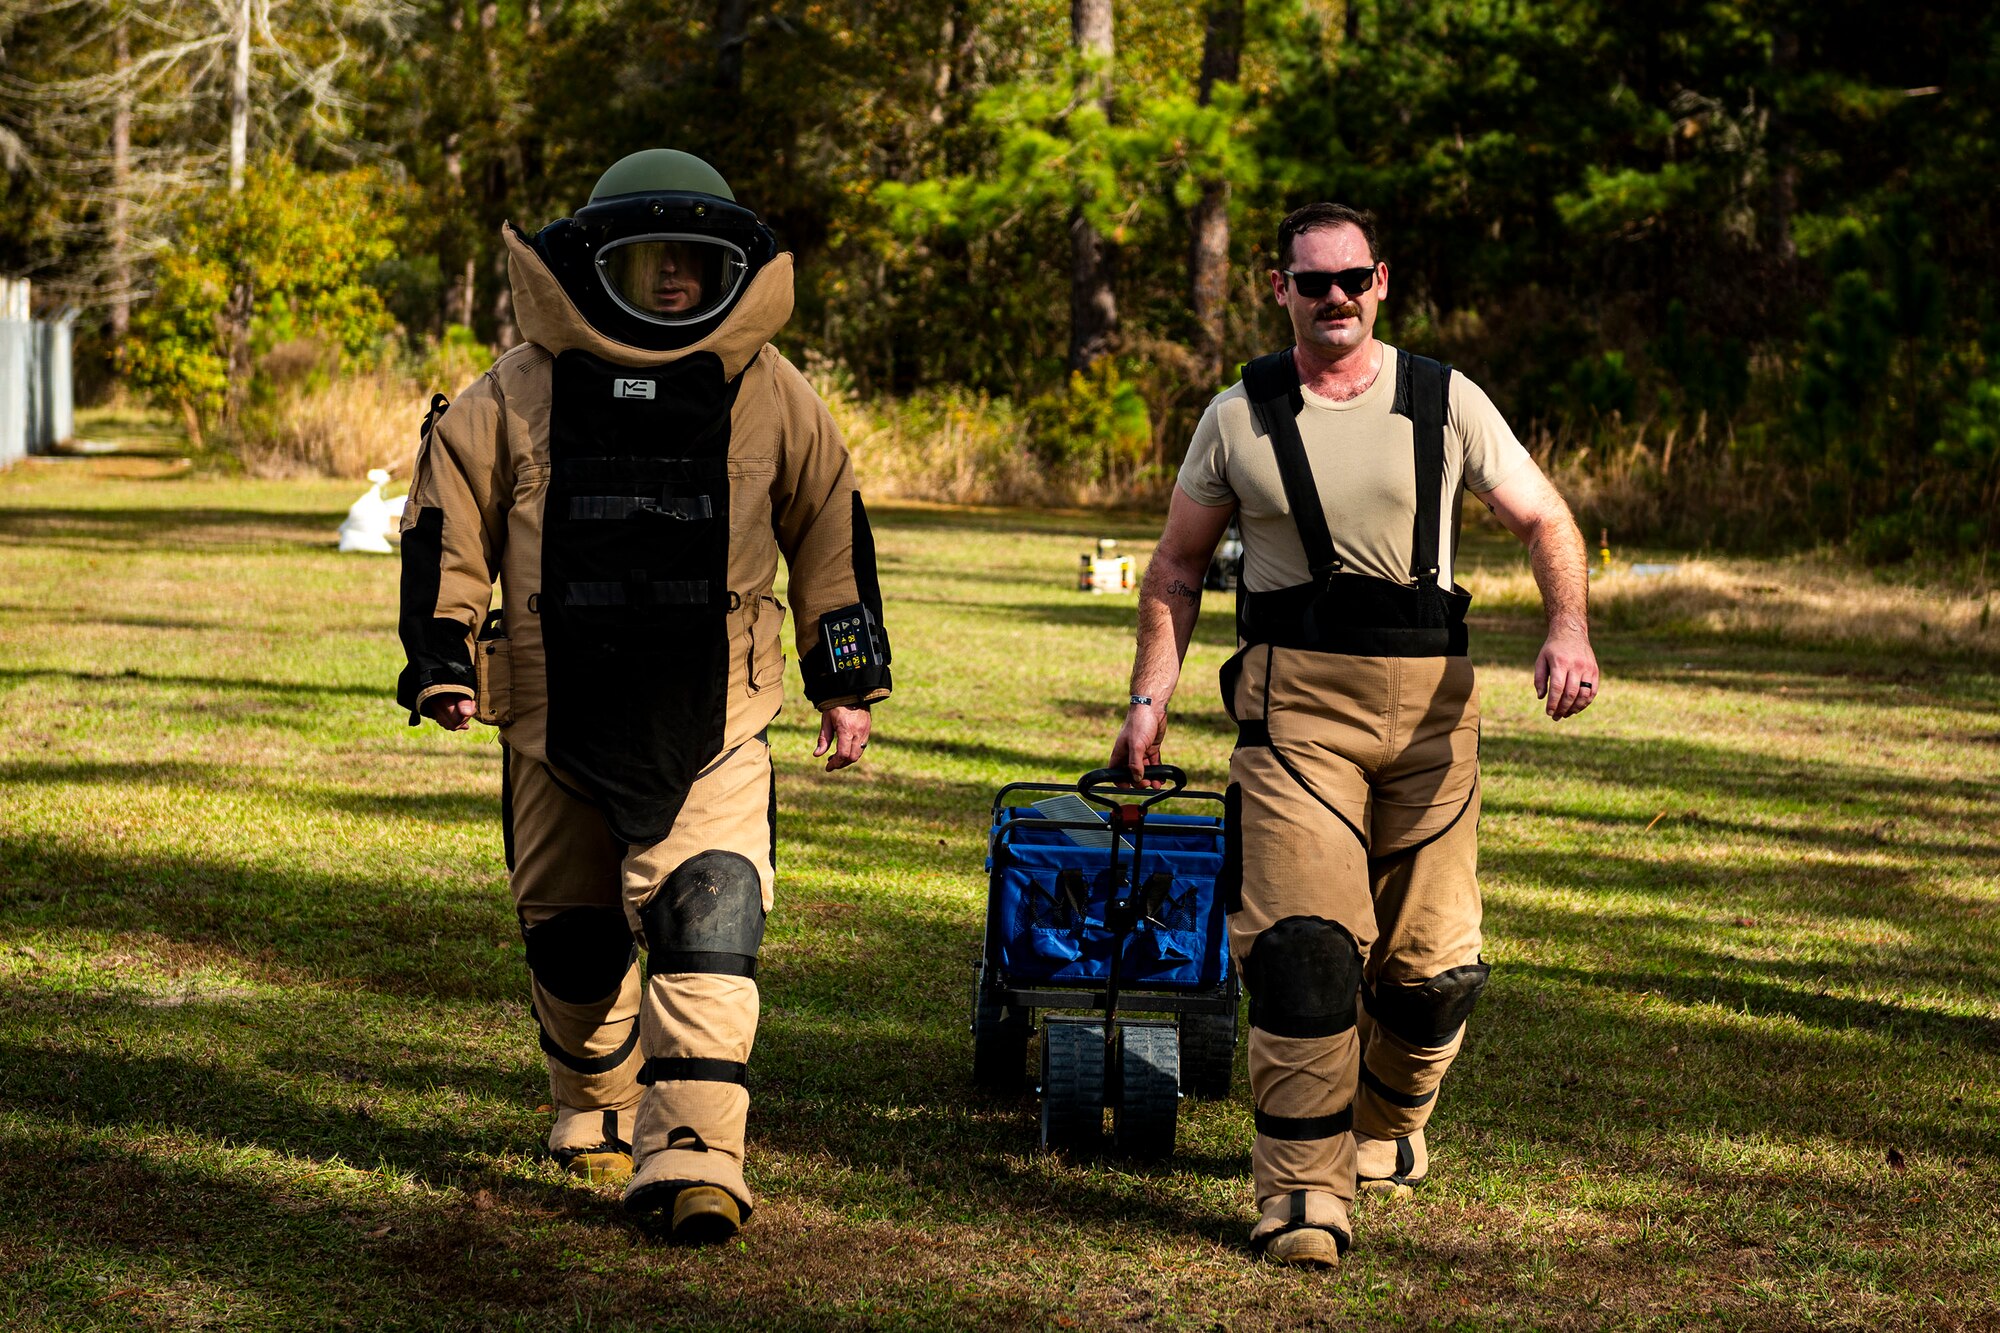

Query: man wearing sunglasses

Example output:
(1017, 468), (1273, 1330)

(1111, 202), (1598, 1268)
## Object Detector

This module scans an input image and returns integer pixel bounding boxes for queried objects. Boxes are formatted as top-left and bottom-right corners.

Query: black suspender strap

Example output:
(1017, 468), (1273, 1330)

(1401, 348), (1454, 587)
(1242, 349), (1342, 586)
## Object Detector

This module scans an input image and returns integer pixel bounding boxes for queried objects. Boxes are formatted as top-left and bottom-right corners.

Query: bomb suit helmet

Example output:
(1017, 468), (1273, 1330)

(530, 149), (779, 354)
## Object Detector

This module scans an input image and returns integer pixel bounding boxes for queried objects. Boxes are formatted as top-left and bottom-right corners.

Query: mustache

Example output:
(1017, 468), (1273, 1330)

(1315, 301), (1362, 320)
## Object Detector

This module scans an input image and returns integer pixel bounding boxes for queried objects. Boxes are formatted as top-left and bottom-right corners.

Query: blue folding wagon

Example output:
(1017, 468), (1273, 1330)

(971, 766), (1239, 1160)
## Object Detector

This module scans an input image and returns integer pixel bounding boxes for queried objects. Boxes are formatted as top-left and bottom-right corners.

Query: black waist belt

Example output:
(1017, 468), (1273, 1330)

(1238, 572), (1470, 658)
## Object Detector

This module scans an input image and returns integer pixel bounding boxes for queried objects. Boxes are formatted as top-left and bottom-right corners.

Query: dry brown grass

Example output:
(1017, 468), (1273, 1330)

(1462, 547), (1999, 658)
(231, 337), (491, 482)
(809, 356), (1049, 505)
(234, 368), (429, 481)
(809, 355), (1164, 508)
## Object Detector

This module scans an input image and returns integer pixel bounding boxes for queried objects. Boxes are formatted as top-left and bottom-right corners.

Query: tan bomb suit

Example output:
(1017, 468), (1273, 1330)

(396, 228), (892, 1219)
(1183, 347), (1526, 1255)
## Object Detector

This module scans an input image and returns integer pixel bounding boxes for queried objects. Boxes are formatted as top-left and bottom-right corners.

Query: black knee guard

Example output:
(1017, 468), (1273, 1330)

(523, 905), (638, 1004)
(1364, 961), (1491, 1048)
(637, 850), (766, 978)
(1245, 916), (1363, 1038)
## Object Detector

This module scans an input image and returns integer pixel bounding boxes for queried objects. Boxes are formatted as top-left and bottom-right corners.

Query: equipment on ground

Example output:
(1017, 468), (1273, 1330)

(338, 469), (405, 553)
(971, 766), (1238, 1162)
(1078, 538), (1135, 594)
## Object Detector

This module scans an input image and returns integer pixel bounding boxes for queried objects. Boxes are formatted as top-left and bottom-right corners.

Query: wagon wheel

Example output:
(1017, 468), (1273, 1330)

(1112, 1024), (1180, 1162)
(971, 974), (1031, 1093)
(1039, 1023), (1105, 1151)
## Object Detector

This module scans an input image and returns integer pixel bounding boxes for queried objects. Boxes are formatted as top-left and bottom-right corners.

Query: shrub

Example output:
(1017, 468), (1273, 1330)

(119, 157), (408, 446)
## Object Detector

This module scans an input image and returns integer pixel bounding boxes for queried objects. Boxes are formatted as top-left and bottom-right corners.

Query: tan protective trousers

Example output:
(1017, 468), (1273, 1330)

(1225, 645), (1482, 1249)
(507, 736), (775, 1213)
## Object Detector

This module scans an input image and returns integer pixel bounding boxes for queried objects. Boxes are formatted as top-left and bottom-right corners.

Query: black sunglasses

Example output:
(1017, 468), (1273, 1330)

(1283, 266), (1378, 299)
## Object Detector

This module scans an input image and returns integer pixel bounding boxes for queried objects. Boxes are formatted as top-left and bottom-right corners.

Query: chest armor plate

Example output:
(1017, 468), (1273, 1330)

(541, 349), (739, 844)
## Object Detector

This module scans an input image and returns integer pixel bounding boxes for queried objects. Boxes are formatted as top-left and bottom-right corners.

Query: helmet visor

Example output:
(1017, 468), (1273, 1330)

(595, 233), (750, 326)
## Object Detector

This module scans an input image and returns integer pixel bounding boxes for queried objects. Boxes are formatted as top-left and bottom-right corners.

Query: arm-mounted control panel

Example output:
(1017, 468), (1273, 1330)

(820, 602), (888, 671)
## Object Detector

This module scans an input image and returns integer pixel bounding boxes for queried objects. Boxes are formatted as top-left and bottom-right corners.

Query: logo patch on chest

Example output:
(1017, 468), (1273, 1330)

(612, 378), (656, 400)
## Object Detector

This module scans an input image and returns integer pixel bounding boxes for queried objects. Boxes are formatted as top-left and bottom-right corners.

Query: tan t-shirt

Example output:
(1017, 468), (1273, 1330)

(1177, 345), (1529, 592)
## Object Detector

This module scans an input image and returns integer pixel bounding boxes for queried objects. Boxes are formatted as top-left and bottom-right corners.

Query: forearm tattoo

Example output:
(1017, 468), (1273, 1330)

(1165, 579), (1200, 604)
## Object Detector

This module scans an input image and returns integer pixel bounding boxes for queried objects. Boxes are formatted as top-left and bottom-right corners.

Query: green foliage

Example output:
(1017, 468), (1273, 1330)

(1558, 350), (1637, 427)
(120, 158), (405, 429)
(1554, 164), (1702, 239)
(1653, 301), (1749, 423)
(1026, 359), (1153, 479)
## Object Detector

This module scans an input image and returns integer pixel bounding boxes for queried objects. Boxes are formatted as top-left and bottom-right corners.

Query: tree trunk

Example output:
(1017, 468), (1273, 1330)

(493, 247), (517, 350)
(442, 131), (475, 332)
(1188, 0), (1243, 388)
(109, 18), (132, 341)
(223, 270), (255, 418)
(1068, 0), (1117, 373)
(929, 7), (957, 126)
(715, 0), (750, 93)
(228, 0), (251, 191)
(459, 257), (478, 329)
(1766, 25), (1798, 265)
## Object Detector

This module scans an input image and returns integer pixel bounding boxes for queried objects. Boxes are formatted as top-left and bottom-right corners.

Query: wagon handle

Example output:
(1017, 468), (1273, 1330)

(1077, 764), (1187, 811)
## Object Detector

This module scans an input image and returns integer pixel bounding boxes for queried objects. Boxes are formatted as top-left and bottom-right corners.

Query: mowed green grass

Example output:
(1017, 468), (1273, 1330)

(0, 457), (1996, 1332)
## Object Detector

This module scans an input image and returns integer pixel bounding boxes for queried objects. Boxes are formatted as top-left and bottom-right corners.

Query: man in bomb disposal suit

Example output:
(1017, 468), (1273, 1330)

(396, 150), (892, 1243)
(1111, 203), (1599, 1268)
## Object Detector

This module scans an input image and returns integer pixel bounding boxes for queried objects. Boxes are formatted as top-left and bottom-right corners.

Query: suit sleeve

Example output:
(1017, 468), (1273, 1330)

(767, 356), (893, 711)
(395, 380), (511, 724)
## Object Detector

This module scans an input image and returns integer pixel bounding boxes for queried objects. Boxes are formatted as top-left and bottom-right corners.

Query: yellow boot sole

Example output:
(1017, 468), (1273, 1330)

(1261, 1226), (1341, 1269)
(671, 1185), (742, 1244)
(558, 1149), (634, 1186)
(1356, 1177), (1415, 1202)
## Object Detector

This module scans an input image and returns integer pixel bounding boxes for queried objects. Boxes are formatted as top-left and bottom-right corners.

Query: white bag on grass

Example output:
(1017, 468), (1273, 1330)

(338, 469), (401, 554)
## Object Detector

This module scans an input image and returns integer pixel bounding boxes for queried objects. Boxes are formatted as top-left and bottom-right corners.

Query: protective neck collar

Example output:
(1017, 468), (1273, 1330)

(529, 193), (778, 354)
(506, 223), (794, 377)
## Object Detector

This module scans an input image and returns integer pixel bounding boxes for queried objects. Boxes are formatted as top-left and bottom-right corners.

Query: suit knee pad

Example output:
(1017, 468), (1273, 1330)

(1245, 916), (1362, 1038)
(523, 905), (637, 1004)
(1365, 962), (1491, 1047)
(637, 850), (766, 977)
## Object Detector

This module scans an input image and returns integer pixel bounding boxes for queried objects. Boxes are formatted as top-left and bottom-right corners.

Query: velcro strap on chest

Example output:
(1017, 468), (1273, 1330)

(567, 494), (715, 522)
(565, 579), (710, 607)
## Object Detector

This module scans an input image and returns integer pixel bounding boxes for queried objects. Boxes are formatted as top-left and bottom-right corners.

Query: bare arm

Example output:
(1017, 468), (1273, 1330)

(1475, 460), (1600, 720)
(1110, 488), (1237, 783)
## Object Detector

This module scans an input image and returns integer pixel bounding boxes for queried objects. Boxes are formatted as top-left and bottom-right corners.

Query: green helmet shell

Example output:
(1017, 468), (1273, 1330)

(589, 150), (734, 203)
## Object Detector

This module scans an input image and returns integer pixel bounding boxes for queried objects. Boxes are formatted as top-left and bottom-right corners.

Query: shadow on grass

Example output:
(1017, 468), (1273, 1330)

(0, 603), (234, 632)
(0, 1122), (1055, 1332)
(0, 506), (338, 552)
(0, 665), (384, 702)
(1484, 728), (2000, 851)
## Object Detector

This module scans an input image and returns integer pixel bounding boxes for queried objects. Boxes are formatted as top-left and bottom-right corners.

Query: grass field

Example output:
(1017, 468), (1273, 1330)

(1, 452), (1996, 1331)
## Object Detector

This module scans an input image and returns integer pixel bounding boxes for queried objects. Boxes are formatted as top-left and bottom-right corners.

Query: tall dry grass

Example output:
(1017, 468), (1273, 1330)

(1528, 413), (1817, 554)
(231, 337), (489, 481)
(1462, 551), (1999, 659)
(806, 354), (1167, 508)
(805, 354), (1050, 505)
